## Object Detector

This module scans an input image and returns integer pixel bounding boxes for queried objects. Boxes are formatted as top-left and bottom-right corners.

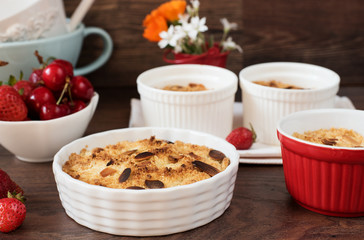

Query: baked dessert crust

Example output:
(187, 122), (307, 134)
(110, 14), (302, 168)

(293, 128), (364, 147)
(162, 83), (208, 92)
(62, 136), (230, 189)
(253, 80), (304, 89)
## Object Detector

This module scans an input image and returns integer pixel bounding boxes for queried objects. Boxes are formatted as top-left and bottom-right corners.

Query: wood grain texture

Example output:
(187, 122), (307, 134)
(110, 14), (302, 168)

(63, 0), (243, 87)
(63, 0), (364, 88)
(0, 86), (363, 240)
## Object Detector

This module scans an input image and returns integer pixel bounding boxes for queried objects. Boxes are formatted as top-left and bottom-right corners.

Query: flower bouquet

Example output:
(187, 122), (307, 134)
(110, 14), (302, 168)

(142, 0), (242, 67)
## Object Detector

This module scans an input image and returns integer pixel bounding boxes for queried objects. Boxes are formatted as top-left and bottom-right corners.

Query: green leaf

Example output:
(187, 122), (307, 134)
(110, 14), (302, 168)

(8, 75), (17, 86)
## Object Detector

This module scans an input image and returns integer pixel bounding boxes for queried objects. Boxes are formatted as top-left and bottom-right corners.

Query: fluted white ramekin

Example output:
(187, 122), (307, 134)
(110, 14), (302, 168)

(137, 64), (238, 138)
(239, 62), (340, 145)
(53, 127), (239, 236)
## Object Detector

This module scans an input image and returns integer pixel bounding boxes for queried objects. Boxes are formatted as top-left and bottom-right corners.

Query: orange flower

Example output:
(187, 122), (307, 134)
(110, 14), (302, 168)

(143, 0), (186, 42)
(143, 14), (168, 42)
(158, 0), (186, 22)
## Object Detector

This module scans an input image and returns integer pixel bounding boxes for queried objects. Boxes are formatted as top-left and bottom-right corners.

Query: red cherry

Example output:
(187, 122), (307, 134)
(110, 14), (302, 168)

(13, 80), (35, 101)
(27, 86), (56, 114)
(70, 76), (94, 101)
(28, 69), (43, 86)
(42, 63), (67, 91)
(68, 100), (87, 113)
(39, 103), (71, 120)
(50, 59), (74, 78)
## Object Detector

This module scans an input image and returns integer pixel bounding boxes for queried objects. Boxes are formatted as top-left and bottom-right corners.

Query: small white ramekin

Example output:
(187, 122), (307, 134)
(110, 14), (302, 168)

(53, 127), (239, 236)
(239, 62), (340, 145)
(137, 64), (238, 138)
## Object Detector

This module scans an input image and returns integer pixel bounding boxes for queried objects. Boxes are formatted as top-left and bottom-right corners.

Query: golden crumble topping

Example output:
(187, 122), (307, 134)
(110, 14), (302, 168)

(253, 80), (305, 89)
(62, 136), (230, 189)
(162, 83), (208, 92)
(293, 128), (364, 148)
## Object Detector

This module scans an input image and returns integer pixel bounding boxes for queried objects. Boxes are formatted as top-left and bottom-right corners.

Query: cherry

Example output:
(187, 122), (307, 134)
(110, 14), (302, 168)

(42, 63), (67, 91)
(27, 86), (56, 115)
(28, 69), (43, 86)
(39, 103), (71, 120)
(70, 76), (94, 101)
(68, 100), (87, 113)
(50, 59), (74, 78)
(13, 80), (35, 101)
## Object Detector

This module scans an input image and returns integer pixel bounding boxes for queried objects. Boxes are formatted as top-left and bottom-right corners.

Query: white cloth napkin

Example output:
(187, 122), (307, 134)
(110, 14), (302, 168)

(129, 96), (356, 165)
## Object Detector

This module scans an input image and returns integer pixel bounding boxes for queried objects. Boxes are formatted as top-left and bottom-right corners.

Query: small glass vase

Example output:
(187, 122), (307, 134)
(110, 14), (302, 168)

(163, 45), (229, 68)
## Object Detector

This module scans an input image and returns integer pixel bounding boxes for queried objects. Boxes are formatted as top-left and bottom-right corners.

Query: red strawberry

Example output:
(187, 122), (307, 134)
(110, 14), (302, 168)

(0, 192), (26, 233)
(0, 85), (28, 121)
(0, 169), (24, 199)
(13, 80), (35, 102)
(226, 125), (257, 150)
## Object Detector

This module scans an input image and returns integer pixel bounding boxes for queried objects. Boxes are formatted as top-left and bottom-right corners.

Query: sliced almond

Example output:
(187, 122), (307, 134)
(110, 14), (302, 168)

(106, 159), (114, 166)
(123, 149), (137, 155)
(168, 155), (183, 163)
(100, 167), (117, 177)
(321, 138), (337, 146)
(145, 180), (164, 189)
(135, 152), (154, 161)
(126, 186), (145, 190)
(192, 160), (220, 177)
(119, 168), (131, 183)
(189, 152), (201, 160)
(209, 149), (226, 162)
(92, 147), (104, 153)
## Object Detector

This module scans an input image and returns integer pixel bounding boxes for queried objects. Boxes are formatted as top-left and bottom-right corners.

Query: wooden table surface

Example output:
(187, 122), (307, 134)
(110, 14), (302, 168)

(1, 86), (363, 240)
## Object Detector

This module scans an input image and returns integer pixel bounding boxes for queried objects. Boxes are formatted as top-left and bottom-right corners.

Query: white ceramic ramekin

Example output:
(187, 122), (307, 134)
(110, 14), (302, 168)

(239, 62), (340, 145)
(53, 127), (239, 236)
(137, 64), (238, 138)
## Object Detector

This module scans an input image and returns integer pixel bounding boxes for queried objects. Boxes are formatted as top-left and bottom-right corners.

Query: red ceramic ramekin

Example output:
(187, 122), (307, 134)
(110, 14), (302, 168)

(277, 109), (364, 217)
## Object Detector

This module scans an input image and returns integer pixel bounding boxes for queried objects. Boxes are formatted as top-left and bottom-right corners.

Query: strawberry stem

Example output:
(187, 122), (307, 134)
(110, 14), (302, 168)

(7, 191), (26, 203)
(249, 123), (257, 143)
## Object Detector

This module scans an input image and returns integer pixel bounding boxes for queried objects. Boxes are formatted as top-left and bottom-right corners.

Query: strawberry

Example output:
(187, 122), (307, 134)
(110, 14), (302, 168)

(0, 85), (28, 121)
(0, 169), (24, 199)
(0, 192), (26, 233)
(226, 124), (257, 150)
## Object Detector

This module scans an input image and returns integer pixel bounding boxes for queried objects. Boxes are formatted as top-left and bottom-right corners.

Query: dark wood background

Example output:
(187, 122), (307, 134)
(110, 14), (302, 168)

(63, 0), (364, 88)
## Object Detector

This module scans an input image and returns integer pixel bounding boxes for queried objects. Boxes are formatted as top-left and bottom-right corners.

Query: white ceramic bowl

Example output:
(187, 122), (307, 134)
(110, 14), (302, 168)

(277, 109), (364, 217)
(0, 93), (98, 162)
(239, 62), (340, 145)
(53, 127), (239, 236)
(137, 64), (238, 138)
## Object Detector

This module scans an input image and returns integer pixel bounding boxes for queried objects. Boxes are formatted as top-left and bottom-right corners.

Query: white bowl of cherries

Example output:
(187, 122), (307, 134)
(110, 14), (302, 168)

(0, 54), (98, 162)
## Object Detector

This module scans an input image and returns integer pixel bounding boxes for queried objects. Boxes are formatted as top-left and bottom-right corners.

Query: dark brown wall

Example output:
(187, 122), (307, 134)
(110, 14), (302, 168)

(63, 0), (364, 88)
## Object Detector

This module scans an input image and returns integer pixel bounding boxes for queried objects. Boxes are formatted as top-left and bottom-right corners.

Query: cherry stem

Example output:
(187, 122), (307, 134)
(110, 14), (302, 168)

(68, 84), (74, 106)
(56, 77), (71, 105)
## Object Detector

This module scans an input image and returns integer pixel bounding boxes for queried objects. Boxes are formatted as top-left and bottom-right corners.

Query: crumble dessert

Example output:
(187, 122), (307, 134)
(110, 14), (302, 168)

(62, 136), (230, 189)
(293, 128), (364, 147)
(162, 83), (208, 91)
(253, 80), (305, 89)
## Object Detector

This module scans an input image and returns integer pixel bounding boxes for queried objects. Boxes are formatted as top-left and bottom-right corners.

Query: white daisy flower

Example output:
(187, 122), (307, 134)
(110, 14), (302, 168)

(183, 16), (208, 40)
(158, 25), (185, 49)
(221, 37), (242, 52)
(220, 18), (238, 32)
